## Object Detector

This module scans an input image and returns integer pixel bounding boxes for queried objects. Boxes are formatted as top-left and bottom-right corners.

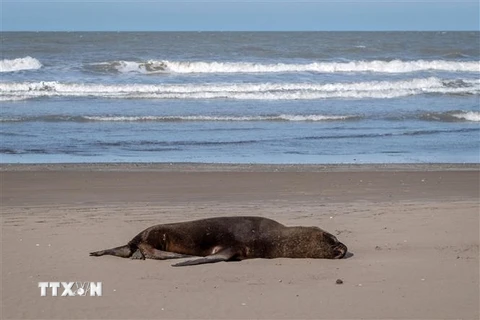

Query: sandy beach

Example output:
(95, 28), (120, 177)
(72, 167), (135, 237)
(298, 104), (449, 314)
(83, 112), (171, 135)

(1, 163), (479, 319)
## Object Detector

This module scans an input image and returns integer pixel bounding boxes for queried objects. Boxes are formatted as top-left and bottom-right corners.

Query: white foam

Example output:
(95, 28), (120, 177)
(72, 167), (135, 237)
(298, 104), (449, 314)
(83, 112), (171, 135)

(99, 59), (480, 74)
(276, 114), (353, 121)
(0, 57), (42, 73)
(83, 115), (355, 122)
(451, 111), (480, 122)
(0, 96), (30, 102)
(1, 77), (478, 101)
(93, 60), (169, 74)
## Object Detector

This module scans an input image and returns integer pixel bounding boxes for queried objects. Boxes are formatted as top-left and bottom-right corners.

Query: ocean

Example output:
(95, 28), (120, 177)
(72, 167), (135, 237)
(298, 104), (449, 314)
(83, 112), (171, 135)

(1, 32), (479, 164)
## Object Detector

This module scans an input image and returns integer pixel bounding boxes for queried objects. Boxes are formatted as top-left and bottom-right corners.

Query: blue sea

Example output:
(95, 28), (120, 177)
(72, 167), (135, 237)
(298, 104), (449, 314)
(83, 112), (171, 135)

(1, 32), (479, 164)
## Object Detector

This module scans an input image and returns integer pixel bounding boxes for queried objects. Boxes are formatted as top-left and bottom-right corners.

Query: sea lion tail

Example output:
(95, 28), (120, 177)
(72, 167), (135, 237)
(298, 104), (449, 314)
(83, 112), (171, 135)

(90, 244), (133, 258)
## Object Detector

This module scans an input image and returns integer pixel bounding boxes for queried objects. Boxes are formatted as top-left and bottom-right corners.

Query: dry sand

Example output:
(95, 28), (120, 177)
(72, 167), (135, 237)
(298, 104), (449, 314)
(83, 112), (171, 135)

(1, 164), (479, 319)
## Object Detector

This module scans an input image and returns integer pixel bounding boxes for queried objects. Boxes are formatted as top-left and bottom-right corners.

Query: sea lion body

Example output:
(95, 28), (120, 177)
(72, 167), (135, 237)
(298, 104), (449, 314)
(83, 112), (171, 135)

(90, 216), (347, 266)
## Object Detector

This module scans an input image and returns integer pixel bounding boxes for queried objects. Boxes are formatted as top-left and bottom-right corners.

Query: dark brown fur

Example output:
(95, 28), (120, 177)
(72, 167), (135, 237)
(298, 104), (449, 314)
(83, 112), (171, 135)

(90, 216), (348, 266)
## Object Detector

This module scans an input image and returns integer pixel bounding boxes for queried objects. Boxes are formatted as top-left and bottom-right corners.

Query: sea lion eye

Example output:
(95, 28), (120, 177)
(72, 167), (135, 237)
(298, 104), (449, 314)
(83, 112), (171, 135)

(324, 234), (338, 245)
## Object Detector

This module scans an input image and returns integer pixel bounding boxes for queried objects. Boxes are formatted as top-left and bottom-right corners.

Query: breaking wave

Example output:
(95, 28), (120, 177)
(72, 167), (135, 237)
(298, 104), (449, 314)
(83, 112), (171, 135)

(2, 112), (478, 123)
(420, 111), (480, 122)
(0, 56), (42, 73)
(90, 59), (480, 74)
(452, 111), (480, 122)
(0, 114), (359, 123)
(1, 77), (478, 101)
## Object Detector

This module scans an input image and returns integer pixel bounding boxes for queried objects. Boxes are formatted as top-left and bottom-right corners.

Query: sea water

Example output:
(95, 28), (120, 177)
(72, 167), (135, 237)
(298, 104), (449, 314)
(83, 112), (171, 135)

(1, 32), (479, 164)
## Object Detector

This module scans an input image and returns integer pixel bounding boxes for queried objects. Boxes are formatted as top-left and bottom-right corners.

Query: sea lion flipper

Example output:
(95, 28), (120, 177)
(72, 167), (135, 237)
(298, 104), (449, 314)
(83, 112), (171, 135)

(90, 244), (133, 258)
(137, 243), (197, 260)
(145, 249), (196, 260)
(172, 247), (238, 267)
(130, 249), (145, 260)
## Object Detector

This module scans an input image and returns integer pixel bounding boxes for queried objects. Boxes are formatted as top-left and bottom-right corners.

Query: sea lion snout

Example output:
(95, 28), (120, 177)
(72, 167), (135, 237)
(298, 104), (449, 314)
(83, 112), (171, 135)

(332, 242), (348, 259)
(318, 232), (347, 259)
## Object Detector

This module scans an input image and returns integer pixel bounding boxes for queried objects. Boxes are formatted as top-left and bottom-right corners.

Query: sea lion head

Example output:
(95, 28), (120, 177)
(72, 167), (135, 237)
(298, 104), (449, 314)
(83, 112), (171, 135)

(287, 227), (348, 259)
(322, 231), (348, 259)
(314, 230), (348, 259)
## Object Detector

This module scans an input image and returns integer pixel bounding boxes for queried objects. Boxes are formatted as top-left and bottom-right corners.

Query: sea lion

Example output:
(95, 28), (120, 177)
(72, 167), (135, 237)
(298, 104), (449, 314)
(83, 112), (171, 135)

(90, 216), (347, 266)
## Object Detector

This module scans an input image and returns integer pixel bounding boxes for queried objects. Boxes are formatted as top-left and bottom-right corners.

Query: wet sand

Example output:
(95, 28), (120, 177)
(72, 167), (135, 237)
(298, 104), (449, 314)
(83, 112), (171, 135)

(1, 164), (479, 319)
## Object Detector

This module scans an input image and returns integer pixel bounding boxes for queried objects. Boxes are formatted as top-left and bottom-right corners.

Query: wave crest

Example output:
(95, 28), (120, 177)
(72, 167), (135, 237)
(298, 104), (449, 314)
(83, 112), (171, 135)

(2, 112), (477, 123)
(84, 114), (358, 122)
(1, 78), (478, 101)
(0, 114), (358, 123)
(0, 57), (42, 73)
(91, 59), (480, 74)
(451, 111), (480, 122)
(420, 111), (480, 122)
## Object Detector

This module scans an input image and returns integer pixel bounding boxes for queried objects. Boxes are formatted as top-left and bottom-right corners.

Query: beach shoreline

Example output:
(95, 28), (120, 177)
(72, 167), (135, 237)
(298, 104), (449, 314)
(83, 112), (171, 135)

(1, 163), (479, 319)
(2, 162), (479, 172)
